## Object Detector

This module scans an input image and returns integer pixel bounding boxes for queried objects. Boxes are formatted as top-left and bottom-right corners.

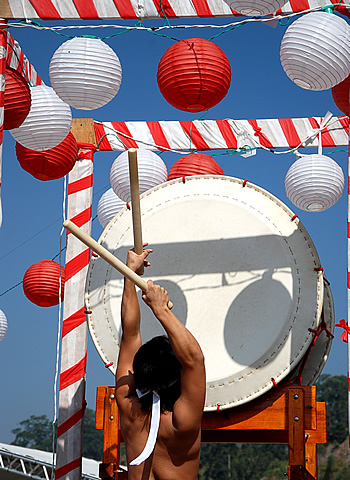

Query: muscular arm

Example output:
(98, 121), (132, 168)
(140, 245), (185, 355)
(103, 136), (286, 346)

(142, 281), (206, 432)
(115, 248), (152, 403)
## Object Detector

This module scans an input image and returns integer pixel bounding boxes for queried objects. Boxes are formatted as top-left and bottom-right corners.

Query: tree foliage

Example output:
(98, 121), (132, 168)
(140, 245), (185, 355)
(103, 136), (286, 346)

(11, 408), (103, 460)
(11, 415), (54, 452)
(316, 374), (348, 444)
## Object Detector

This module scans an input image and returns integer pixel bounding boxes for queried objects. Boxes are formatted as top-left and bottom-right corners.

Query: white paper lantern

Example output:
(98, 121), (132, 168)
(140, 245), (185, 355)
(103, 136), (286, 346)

(280, 12), (350, 90)
(49, 37), (122, 110)
(0, 309), (8, 341)
(110, 149), (168, 202)
(223, 0), (287, 16)
(97, 188), (126, 229)
(9, 85), (72, 151)
(285, 154), (344, 212)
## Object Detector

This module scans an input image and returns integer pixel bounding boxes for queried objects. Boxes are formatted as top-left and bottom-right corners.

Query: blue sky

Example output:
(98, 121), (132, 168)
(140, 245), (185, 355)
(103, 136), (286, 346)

(0, 12), (349, 444)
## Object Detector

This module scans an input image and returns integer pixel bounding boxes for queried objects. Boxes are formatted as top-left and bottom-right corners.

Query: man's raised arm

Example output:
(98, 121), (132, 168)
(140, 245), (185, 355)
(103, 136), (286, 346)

(115, 248), (152, 398)
(142, 280), (206, 432)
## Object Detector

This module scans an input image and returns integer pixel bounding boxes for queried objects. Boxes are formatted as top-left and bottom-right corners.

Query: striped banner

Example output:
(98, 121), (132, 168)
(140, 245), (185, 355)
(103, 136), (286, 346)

(94, 116), (349, 152)
(0, 22), (7, 228)
(348, 126), (350, 458)
(56, 144), (95, 480)
(1, 0), (349, 20)
(6, 32), (41, 85)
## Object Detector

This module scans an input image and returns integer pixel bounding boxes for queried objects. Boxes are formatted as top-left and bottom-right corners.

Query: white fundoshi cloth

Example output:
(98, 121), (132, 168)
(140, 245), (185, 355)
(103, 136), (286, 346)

(129, 389), (161, 466)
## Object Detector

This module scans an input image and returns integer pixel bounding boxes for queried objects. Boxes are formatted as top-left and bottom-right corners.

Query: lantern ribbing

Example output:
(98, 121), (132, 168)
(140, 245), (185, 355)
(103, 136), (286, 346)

(157, 38), (231, 112)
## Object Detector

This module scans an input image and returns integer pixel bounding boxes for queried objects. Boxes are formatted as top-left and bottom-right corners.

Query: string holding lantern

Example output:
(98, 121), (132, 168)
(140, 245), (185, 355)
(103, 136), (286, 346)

(4, 67), (31, 130)
(0, 309), (8, 342)
(16, 132), (78, 181)
(9, 84), (72, 151)
(222, 0), (288, 16)
(280, 12), (350, 91)
(331, 74), (350, 115)
(157, 38), (231, 112)
(49, 37), (122, 110)
(110, 149), (168, 202)
(97, 188), (126, 229)
(168, 153), (224, 181)
(284, 153), (344, 212)
(23, 260), (66, 307)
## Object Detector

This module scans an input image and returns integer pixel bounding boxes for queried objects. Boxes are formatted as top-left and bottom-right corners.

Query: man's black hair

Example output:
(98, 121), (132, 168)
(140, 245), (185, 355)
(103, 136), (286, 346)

(133, 335), (182, 413)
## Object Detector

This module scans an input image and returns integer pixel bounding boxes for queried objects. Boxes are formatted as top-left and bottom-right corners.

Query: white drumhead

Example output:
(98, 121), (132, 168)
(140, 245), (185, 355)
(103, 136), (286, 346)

(85, 176), (324, 410)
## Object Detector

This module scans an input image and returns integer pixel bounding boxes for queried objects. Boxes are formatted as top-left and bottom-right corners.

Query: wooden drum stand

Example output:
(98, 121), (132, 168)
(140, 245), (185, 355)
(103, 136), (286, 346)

(95, 383), (326, 480)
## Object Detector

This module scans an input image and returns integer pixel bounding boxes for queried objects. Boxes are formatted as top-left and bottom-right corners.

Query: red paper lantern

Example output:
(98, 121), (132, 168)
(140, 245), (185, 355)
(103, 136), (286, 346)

(157, 38), (231, 112)
(16, 132), (78, 181)
(332, 74), (350, 115)
(23, 260), (65, 307)
(168, 153), (224, 180)
(4, 67), (31, 130)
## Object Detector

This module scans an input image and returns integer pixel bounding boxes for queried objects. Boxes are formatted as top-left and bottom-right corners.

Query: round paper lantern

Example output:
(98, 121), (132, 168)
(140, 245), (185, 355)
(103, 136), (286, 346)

(168, 153), (224, 180)
(0, 309), (8, 341)
(9, 84), (72, 151)
(223, 0), (288, 16)
(332, 74), (350, 115)
(110, 149), (168, 202)
(49, 37), (122, 110)
(280, 12), (350, 90)
(23, 260), (66, 307)
(97, 188), (126, 229)
(157, 38), (231, 112)
(16, 132), (78, 181)
(285, 154), (344, 212)
(4, 67), (31, 130)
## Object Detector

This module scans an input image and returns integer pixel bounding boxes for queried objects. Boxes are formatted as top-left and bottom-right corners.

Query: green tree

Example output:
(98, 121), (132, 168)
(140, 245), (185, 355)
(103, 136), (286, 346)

(316, 375), (348, 444)
(11, 415), (54, 452)
(11, 408), (103, 460)
(319, 454), (350, 480)
(199, 444), (287, 480)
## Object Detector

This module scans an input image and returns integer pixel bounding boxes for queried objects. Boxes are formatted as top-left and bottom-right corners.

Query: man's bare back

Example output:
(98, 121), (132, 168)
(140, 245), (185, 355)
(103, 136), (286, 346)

(120, 395), (200, 480)
(115, 247), (206, 480)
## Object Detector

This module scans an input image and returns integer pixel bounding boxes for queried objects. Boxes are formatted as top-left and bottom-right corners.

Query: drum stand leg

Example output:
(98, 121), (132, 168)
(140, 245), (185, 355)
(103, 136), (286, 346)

(95, 386), (127, 480)
(95, 385), (325, 480)
(288, 389), (318, 479)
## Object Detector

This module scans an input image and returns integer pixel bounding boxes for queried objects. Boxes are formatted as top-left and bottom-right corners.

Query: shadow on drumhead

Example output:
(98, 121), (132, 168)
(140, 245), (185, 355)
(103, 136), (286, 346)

(223, 270), (292, 366)
(138, 279), (188, 342)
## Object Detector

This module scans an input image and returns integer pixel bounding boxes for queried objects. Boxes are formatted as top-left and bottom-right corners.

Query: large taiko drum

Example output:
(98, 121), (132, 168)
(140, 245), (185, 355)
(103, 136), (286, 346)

(85, 176), (324, 411)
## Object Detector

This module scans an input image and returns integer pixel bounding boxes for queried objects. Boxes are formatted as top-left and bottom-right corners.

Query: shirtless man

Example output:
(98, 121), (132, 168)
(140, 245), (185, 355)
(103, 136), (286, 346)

(115, 247), (206, 480)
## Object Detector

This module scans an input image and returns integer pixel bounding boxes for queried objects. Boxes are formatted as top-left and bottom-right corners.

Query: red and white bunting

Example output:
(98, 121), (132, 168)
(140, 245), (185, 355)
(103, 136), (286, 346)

(6, 32), (41, 85)
(94, 117), (349, 152)
(3, 0), (350, 20)
(55, 144), (94, 480)
(0, 23), (6, 227)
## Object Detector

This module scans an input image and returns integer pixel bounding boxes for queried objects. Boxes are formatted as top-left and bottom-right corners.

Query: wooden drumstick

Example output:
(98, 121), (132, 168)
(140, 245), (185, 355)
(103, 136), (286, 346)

(128, 148), (144, 275)
(63, 220), (173, 309)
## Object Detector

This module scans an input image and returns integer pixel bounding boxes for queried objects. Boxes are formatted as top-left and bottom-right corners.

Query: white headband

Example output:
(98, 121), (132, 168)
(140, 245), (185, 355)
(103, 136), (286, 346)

(129, 390), (161, 466)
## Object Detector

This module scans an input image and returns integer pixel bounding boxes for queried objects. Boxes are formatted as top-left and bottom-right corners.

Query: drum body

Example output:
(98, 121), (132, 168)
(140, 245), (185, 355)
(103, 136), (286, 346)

(286, 280), (334, 386)
(85, 176), (324, 411)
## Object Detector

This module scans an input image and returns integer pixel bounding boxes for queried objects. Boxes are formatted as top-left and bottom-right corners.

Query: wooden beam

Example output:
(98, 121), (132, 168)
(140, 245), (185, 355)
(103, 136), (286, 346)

(201, 385), (316, 431)
(71, 118), (97, 146)
(0, 1), (13, 19)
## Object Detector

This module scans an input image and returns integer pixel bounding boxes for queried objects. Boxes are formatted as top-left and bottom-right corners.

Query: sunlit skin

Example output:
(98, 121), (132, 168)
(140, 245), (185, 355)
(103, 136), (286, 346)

(115, 246), (206, 480)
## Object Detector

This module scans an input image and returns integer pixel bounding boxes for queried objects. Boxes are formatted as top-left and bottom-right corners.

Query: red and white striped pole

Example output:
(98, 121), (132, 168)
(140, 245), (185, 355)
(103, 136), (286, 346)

(55, 142), (95, 480)
(0, 19), (7, 228)
(348, 102), (350, 461)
